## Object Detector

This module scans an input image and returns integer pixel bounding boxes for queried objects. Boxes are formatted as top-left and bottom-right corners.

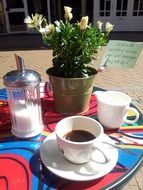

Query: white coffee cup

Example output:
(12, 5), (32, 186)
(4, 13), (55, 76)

(94, 91), (139, 130)
(55, 116), (107, 164)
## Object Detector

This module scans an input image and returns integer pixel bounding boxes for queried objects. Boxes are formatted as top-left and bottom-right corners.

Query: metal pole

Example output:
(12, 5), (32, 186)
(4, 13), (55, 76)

(81, 0), (86, 16)
(47, 0), (51, 23)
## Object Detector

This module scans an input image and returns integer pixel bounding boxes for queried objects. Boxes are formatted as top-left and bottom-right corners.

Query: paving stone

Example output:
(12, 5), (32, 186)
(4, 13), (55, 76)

(135, 171), (143, 189)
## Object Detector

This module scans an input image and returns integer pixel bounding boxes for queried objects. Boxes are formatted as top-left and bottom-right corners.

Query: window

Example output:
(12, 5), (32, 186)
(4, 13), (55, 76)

(133, 0), (143, 16)
(100, 0), (111, 17)
(116, 0), (128, 16)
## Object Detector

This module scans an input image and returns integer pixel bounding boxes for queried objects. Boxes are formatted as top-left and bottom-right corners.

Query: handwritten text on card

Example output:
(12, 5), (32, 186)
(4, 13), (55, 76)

(101, 40), (143, 68)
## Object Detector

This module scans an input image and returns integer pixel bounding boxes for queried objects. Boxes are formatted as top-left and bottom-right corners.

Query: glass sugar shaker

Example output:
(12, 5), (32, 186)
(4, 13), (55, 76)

(3, 54), (44, 138)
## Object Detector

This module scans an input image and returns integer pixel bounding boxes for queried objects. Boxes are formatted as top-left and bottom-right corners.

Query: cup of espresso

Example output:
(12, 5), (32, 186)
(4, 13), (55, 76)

(55, 116), (105, 164)
(94, 91), (139, 130)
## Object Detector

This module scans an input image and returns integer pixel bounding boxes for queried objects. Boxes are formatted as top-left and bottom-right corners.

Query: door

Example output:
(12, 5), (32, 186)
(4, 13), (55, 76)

(93, 0), (143, 31)
(2, 0), (28, 33)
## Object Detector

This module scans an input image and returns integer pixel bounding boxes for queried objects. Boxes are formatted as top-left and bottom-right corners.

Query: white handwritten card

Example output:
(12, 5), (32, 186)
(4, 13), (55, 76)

(101, 40), (143, 68)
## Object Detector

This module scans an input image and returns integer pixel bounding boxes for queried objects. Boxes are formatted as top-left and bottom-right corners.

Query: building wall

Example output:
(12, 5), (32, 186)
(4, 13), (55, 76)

(0, 0), (143, 34)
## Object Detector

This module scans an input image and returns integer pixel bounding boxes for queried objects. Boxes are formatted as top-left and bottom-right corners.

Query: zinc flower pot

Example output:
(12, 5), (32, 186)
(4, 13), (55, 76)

(46, 67), (96, 115)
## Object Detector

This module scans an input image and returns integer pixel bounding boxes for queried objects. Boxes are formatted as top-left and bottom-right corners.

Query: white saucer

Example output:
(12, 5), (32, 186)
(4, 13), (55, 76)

(40, 133), (118, 181)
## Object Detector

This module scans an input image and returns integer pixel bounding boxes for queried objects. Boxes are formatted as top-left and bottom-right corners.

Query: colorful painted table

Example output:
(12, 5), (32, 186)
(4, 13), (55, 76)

(0, 83), (143, 190)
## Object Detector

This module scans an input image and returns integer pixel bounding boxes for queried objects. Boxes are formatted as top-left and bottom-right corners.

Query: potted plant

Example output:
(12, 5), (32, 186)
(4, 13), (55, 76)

(24, 6), (113, 115)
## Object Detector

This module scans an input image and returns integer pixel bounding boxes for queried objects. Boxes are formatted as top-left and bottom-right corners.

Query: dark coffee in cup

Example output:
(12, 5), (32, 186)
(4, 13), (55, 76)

(63, 130), (95, 142)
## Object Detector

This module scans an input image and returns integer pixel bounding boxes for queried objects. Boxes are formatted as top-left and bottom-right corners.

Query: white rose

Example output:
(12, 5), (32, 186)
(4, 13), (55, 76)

(55, 21), (60, 27)
(24, 16), (32, 24)
(33, 14), (43, 27)
(47, 24), (54, 33)
(39, 27), (46, 34)
(24, 16), (35, 28)
(64, 6), (73, 21)
(24, 14), (43, 28)
(97, 20), (103, 31)
(64, 6), (72, 14)
(106, 22), (114, 33)
(79, 16), (89, 30)
(39, 24), (54, 34)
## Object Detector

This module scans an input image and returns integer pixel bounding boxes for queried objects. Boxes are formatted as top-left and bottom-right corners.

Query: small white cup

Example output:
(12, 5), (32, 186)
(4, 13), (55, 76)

(55, 116), (105, 164)
(94, 91), (139, 130)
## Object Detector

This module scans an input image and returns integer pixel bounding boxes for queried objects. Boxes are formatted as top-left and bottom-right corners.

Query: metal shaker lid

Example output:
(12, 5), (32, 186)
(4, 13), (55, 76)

(3, 54), (41, 87)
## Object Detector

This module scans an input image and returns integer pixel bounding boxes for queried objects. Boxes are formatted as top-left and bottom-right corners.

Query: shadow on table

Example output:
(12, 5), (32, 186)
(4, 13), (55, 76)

(29, 150), (104, 190)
